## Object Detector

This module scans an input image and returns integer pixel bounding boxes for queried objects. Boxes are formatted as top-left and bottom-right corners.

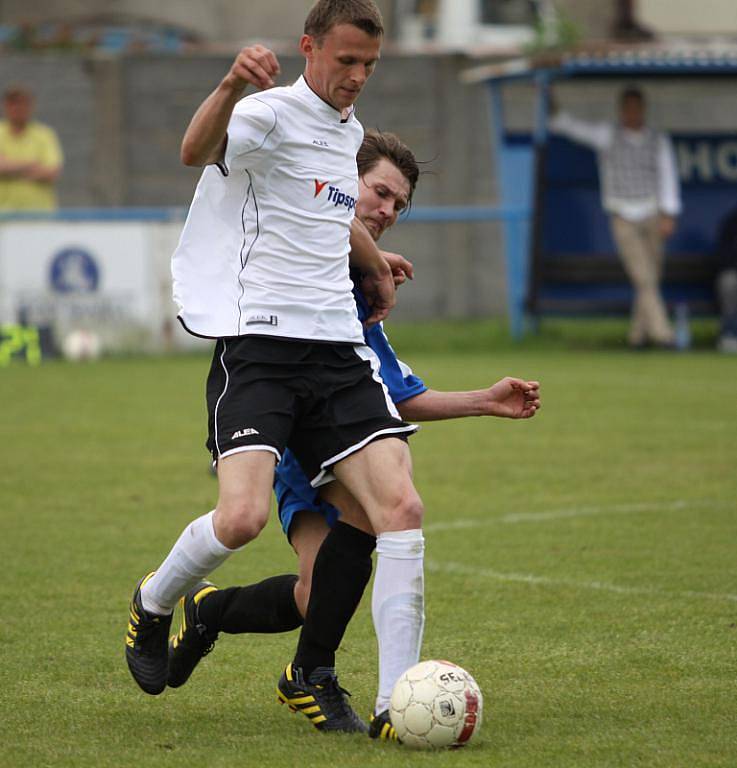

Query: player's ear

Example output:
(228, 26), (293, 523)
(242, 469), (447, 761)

(300, 34), (316, 61)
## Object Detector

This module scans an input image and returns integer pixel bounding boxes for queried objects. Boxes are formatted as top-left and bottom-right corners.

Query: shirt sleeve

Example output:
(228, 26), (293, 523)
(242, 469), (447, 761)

(549, 112), (613, 152)
(656, 133), (682, 217)
(365, 324), (427, 404)
(393, 357), (428, 403)
(221, 96), (279, 174)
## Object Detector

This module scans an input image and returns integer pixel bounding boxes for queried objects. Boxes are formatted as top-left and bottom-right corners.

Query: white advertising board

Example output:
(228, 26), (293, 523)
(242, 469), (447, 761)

(0, 220), (207, 353)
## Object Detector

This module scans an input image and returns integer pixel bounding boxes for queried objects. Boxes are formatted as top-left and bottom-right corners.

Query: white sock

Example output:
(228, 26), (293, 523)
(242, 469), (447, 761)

(140, 510), (239, 615)
(372, 528), (425, 714)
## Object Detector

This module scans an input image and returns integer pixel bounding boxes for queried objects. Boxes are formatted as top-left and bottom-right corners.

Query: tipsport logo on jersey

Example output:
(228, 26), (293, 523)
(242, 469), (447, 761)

(314, 179), (356, 212)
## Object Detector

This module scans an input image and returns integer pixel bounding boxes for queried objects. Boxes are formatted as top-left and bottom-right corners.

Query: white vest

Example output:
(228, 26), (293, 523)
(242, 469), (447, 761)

(172, 76), (365, 343)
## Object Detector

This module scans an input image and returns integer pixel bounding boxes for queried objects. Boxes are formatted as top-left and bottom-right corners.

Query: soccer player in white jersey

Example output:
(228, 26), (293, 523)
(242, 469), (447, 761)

(164, 130), (541, 740)
(125, 0), (426, 733)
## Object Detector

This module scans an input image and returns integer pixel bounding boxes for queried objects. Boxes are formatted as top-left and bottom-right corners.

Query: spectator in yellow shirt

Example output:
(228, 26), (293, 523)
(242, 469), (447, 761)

(0, 85), (64, 211)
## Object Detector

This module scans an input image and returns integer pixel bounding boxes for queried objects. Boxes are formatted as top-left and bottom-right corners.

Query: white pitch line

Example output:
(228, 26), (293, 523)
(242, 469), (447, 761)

(424, 498), (734, 532)
(501, 499), (731, 524)
(427, 560), (737, 604)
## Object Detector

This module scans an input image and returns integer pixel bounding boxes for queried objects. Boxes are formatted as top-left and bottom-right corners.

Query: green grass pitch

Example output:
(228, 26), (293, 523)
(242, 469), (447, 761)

(1, 321), (735, 767)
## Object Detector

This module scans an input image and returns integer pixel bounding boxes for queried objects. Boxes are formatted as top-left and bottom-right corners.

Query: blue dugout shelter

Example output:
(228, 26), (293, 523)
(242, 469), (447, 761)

(462, 45), (737, 338)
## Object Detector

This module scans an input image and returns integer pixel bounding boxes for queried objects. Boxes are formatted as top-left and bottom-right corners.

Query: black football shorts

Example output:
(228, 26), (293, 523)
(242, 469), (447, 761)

(206, 335), (417, 485)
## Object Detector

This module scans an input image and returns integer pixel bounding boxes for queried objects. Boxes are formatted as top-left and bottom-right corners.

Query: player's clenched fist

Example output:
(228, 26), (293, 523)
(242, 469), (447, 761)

(225, 45), (281, 92)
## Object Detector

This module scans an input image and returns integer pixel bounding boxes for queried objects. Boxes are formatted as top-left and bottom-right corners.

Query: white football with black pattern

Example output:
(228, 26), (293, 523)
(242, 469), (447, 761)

(389, 660), (483, 749)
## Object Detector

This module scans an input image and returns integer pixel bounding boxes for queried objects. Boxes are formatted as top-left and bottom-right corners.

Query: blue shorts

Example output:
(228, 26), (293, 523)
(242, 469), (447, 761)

(275, 478), (341, 542)
(271, 287), (427, 541)
(274, 434), (411, 539)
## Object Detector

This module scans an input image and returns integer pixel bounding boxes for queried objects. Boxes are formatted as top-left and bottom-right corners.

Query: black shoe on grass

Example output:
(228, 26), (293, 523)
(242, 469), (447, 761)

(368, 709), (400, 741)
(125, 572), (172, 695)
(277, 663), (368, 733)
(167, 581), (219, 688)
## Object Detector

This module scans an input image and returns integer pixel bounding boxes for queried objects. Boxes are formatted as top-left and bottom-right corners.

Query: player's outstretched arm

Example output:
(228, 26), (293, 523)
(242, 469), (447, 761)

(397, 378), (541, 422)
(181, 45), (280, 167)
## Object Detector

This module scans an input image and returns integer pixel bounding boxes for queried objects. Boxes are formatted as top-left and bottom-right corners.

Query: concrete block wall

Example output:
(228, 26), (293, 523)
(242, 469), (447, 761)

(0, 0), (394, 45)
(1, 51), (507, 320)
(6, 50), (735, 321)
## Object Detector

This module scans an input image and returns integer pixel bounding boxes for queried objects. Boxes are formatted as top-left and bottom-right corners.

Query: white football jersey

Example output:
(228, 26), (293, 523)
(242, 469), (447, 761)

(172, 76), (365, 343)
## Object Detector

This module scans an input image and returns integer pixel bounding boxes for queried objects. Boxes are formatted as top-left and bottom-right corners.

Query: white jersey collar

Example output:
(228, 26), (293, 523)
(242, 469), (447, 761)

(293, 75), (356, 124)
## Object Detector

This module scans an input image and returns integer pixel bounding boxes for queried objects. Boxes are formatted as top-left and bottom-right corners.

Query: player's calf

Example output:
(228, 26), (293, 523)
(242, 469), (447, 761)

(372, 528), (425, 714)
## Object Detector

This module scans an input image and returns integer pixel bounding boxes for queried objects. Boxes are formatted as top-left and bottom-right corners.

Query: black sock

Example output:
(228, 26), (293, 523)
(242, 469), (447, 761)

(293, 521), (377, 678)
(198, 574), (303, 634)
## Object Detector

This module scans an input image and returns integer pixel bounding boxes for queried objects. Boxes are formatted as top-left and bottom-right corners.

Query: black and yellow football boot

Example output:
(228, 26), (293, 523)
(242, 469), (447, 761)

(167, 581), (219, 688)
(368, 709), (400, 742)
(277, 663), (368, 733)
(124, 572), (172, 695)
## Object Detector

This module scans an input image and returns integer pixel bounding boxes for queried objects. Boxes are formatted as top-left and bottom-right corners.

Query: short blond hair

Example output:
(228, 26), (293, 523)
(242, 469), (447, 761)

(304, 0), (384, 43)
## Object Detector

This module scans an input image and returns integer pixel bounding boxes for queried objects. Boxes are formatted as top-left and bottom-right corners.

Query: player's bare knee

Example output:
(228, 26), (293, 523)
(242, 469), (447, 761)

(381, 492), (424, 532)
(400, 494), (425, 530)
(213, 502), (268, 547)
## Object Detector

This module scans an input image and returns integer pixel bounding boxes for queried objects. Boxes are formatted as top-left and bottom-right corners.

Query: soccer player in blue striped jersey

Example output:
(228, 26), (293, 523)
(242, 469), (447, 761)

(167, 130), (541, 739)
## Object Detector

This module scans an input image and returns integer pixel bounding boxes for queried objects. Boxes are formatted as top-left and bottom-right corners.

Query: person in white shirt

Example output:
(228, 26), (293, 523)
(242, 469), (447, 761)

(550, 87), (682, 348)
(163, 130), (541, 742)
(124, 0), (428, 735)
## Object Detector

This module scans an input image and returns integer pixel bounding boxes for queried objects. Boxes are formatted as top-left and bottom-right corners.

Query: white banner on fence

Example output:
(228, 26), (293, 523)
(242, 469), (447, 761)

(0, 220), (206, 352)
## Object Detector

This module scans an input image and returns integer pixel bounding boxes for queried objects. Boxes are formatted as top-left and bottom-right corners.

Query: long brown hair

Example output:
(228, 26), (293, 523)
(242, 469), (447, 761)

(357, 130), (419, 205)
